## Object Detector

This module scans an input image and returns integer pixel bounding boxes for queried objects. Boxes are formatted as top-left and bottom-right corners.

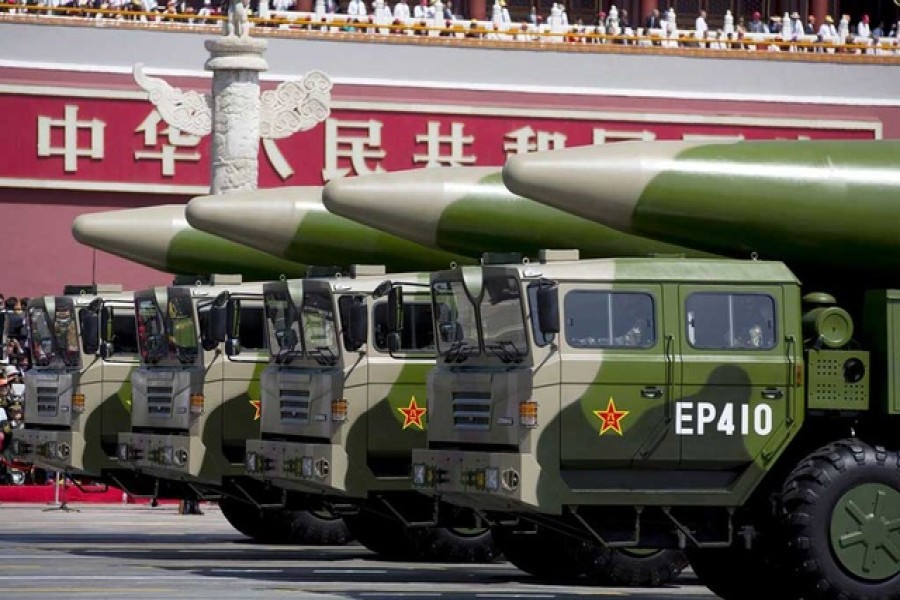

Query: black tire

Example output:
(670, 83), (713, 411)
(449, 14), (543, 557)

(343, 508), (419, 560)
(219, 498), (352, 545)
(492, 525), (584, 581)
(686, 544), (796, 600)
(580, 547), (689, 587)
(410, 526), (501, 563)
(781, 439), (900, 600)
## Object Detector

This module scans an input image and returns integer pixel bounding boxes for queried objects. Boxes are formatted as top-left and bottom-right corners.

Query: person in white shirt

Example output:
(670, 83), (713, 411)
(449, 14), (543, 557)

(818, 15), (840, 51)
(393, 0), (409, 19)
(694, 9), (708, 46)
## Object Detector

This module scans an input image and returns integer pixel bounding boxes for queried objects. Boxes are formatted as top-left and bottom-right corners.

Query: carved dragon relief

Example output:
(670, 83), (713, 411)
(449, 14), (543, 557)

(132, 65), (332, 180)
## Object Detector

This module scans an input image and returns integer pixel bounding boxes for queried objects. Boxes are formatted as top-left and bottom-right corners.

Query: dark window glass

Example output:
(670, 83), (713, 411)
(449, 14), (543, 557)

(238, 306), (266, 350)
(110, 309), (138, 354)
(564, 291), (656, 348)
(527, 283), (555, 347)
(373, 301), (435, 352)
(686, 292), (776, 350)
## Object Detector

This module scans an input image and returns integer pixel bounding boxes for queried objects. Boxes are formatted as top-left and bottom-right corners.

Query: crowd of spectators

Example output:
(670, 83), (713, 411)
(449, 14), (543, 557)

(2, 0), (898, 54)
(0, 295), (31, 472)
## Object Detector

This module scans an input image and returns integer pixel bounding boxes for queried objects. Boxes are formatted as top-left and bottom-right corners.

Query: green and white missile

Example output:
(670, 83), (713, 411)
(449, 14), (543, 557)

(501, 140), (900, 279)
(321, 167), (710, 259)
(185, 186), (474, 271)
(72, 204), (309, 279)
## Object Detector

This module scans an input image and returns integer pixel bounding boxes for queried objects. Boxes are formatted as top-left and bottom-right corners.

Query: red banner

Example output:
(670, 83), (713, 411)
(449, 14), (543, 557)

(0, 90), (881, 192)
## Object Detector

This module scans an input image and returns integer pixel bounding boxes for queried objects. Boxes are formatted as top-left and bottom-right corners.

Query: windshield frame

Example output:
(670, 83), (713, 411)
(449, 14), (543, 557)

(430, 267), (529, 364)
(28, 296), (82, 369)
(135, 288), (199, 366)
(264, 281), (340, 367)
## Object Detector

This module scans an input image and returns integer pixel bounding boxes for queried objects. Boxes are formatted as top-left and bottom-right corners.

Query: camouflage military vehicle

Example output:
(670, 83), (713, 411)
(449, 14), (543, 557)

(116, 275), (349, 544)
(244, 266), (497, 562)
(411, 251), (899, 600)
(12, 286), (156, 492)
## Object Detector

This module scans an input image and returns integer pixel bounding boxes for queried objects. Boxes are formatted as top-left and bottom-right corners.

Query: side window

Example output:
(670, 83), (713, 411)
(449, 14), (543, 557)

(686, 292), (776, 350)
(238, 306), (266, 351)
(338, 295), (365, 352)
(565, 290), (656, 348)
(373, 302), (435, 352)
(110, 308), (138, 354)
(527, 283), (555, 347)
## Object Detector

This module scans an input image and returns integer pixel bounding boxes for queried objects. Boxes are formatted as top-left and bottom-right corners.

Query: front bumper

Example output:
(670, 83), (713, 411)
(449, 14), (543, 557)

(245, 439), (363, 497)
(13, 429), (83, 472)
(117, 432), (207, 482)
(411, 449), (547, 513)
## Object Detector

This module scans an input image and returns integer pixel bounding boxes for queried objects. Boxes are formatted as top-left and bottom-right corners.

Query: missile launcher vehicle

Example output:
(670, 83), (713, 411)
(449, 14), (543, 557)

(410, 250), (899, 600)
(243, 266), (497, 562)
(115, 275), (350, 544)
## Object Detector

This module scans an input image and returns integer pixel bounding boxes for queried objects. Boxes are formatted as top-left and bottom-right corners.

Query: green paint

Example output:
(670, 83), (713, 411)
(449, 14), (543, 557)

(384, 362), (433, 429)
(634, 140), (900, 272)
(830, 483), (900, 581)
(167, 229), (308, 279)
(436, 172), (709, 259)
(285, 211), (475, 271)
(117, 370), (134, 413)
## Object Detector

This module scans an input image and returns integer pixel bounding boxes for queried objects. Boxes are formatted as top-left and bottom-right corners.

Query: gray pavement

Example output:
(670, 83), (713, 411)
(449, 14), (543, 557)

(0, 503), (717, 599)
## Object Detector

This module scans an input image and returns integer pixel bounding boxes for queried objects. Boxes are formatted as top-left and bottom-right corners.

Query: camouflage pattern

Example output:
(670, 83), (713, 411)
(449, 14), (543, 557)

(501, 139), (900, 284)
(118, 278), (268, 485)
(14, 288), (138, 477)
(321, 166), (712, 260)
(246, 270), (435, 499)
(413, 255), (815, 513)
(72, 205), (309, 279)
(185, 187), (475, 271)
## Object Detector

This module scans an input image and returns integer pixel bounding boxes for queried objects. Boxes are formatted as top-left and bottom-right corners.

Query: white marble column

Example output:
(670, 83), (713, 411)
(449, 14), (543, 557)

(204, 37), (269, 195)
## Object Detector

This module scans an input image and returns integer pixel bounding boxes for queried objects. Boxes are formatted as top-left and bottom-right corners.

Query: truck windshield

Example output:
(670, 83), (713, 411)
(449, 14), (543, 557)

(432, 273), (527, 364)
(28, 298), (81, 368)
(136, 294), (198, 365)
(265, 288), (338, 366)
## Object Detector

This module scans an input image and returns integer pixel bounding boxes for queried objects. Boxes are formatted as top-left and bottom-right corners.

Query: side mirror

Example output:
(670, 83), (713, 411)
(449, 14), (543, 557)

(387, 331), (401, 353)
(225, 338), (242, 356)
(81, 310), (100, 355)
(99, 306), (112, 342)
(536, 282), (559, 334)
(346, 298), (367, 351)
(207, 291), (231, 344)
(373, 279), (393, 299)
(98, 341), (114, 360)
(386, 287), (403, 333)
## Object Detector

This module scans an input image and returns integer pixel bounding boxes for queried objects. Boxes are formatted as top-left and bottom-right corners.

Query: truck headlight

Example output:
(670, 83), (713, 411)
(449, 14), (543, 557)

(117, 443), (130, 462)
(485, 467), (499, 491)
(162, 446), (174, 465)
(57, 443), (71, 460)
(412, 463), (426, 486)
(301, 457), (314, 478)
(174, 448), (188, 466)
(245, 452), (258, 473)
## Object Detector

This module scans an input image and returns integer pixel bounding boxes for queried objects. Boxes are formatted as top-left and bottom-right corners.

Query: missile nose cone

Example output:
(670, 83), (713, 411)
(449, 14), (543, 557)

(323, 167), (499, 247)
(72, 205), (183, 260)
(502, 142), (702, 233)
(186, 187), (325, 254)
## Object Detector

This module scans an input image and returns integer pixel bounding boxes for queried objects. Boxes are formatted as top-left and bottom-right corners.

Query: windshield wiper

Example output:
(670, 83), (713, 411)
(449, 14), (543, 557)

(307, 346), (338, 367)
(485, 340), (525, 364)
(444, 340), (476, 364)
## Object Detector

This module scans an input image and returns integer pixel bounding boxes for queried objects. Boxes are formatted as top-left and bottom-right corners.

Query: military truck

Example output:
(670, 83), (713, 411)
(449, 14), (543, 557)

(116, 275), (349, 544)
(411, 251), (899, 599)
(12, 286), (156, 493)
(244, 266), (497, 562)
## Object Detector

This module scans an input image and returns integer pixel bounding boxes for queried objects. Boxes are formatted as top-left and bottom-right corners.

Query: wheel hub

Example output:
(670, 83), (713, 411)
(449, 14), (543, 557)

(830, 483), (900, 581)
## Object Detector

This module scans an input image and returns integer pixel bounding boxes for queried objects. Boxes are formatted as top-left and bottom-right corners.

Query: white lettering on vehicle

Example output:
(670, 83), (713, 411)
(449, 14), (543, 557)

(675, 402), (773, 436)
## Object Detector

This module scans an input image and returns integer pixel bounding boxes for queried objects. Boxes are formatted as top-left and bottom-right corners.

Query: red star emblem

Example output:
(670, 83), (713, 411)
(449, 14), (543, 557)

(249, 399), (261, 421)
(594, 397), (629, 436)
(398, 396), (427, 430)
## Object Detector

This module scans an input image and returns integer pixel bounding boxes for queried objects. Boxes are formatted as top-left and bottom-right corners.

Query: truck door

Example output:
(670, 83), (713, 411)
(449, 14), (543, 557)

(678, 287), (793, 469)
(366, 298), (433, 479)
(98, 302), (139, 461)
(560, 285), (679, 473)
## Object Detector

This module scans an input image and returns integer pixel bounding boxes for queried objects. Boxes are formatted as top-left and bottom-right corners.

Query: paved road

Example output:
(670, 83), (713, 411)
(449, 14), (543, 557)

(0, 503), (717, 599)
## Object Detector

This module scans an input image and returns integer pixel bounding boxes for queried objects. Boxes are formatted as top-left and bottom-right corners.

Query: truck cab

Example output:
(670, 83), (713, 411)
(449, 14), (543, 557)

(13, 286), (144, 488)
(245, 266), (496, 561)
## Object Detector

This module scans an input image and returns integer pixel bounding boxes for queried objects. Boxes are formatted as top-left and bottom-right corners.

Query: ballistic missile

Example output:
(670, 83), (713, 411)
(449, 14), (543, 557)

(321, 167), (711, 259)
(185, 186), (474, 271)
(501, 140), (900, 281)
(72, 205), (309, 279)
